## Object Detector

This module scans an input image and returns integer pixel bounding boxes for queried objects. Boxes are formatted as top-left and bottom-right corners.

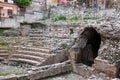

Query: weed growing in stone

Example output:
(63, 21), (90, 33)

(54, 15), (67, 21)
(0, 30), (4, 36)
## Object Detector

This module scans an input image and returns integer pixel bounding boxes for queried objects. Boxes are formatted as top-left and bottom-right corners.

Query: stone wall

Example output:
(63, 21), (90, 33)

(0, 0), (119, 28)
(73, 64), (99, 78)
(70, 57), (118, 78)
(66, 19), (120, 78)
(93, 58), (117, 78)
(69, 33), (119, 78)
(0, 61), (72, 80)
(41, 51), (68, 66)
(0, 17), (120, 79)
(0, 12), (43, 28)
(0, 0), (44, 28)
(50, 6), (81, 18)
(29, 61), (72, 80)
(20, 21), (120, 78)
(0, 18), (20, 28)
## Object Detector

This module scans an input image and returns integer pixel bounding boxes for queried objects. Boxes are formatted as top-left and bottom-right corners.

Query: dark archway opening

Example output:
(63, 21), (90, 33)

(70, 29), (74, 34)
(117, 68), (120, 78)
(77, 27), (101, 66)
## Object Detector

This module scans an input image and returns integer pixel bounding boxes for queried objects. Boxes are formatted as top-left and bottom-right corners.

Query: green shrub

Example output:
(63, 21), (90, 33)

(84, 10), (87, 13)
(70, 29), (74, 34)
(0, 29), (4, 36)
(54, 15), (66, 21)
(83, 17), (98, 20)
(61, 43), (68, 49)
(0, 73), (9, 76)
(87, 5), (93, 8)
(70, 16), (79, 22)
(40, 17), (48, 21)
(23, 21), (28, 24)
(0, 40), (8, 47)
(10, 28), (16, 31)
(30, 24), (42, 29)
(30, 24), (36, 28)
(16, 0), (31, 8)
(12, 68), (23, 74)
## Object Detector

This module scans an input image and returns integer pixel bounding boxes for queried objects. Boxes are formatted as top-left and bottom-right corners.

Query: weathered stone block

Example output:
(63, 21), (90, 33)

(53, 64), (62, 75)
(29, 71), (43, 80)
(1, 77), (17, 80)
(48, 67), (55, 76)
(93, 58), (117, 78)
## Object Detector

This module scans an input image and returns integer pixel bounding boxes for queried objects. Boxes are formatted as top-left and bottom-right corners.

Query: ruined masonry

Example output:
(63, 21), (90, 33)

(0, 17), (120, 79)
(0, 0), (120, 80)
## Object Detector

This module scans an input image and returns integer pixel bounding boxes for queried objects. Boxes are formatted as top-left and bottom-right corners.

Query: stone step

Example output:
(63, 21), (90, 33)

(28, 35), (69, 39)
(26, 43), (48, 48)
(0, 53), (9, 60)
(29, 34), (45, 37)
(0, 53), (9, 57)
(9, 58), (40, 66)
(45, 36), (69, 39)
(29, 29), (43, 31)
(29, 37), (45, 40)
(15, 47), (50, 53)
(32, 45), (50, 49)
(28, 38), (51, 43)
(27, 40), (47, 43)
(28, 42), (46, 47)
(27, 40), (61, 46)
(27, 42), (54, 48)
(29, 31), (43, 34)
(16, 50), (51, 58)
(11, 54), (44, 62)
(0, 57), (4, 60)
(0, 47), (8, 50)
(27, 39), (70, 45)
(0, 50), (8, 53)
(26, 41), (58, 47)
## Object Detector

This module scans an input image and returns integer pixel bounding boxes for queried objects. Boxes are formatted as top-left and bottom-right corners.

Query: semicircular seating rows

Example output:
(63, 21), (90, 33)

(0, 27), (70, 66)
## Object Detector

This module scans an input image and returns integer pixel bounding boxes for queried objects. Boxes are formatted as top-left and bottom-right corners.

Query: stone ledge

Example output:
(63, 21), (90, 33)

(0, 61), (72, 80)
(73, 63), (99, 78)
(29, 61), (72, 80)
(93, 58), (117, 78)
(72, 58), (118, 78)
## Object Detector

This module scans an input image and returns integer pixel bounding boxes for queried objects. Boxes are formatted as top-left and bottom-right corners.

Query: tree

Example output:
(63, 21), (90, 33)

(16, 0), (31, 8)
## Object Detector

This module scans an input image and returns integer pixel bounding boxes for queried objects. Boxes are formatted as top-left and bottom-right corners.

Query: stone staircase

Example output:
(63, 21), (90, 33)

(27, 28), (46, 47)
(0, 47), (9, 61)
(8, 27), (70, 66)
(27, 28), (71, 49)
(0, 27), (70, 66)
(9, 46), (55, 66)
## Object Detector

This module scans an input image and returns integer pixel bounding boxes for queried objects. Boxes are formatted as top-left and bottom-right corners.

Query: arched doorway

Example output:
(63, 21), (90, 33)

(77, 27), (101, 66)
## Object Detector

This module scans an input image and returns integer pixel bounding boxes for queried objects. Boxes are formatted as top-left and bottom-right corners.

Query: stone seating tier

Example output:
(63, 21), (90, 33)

(0, 48), (9, 61)
(8, 46), (54, 66)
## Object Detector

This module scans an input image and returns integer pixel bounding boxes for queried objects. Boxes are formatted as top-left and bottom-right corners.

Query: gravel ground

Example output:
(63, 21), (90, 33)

(43, 73), (87, 80)
(0, 63), (28, 76)
(42, 72), (120, 80)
